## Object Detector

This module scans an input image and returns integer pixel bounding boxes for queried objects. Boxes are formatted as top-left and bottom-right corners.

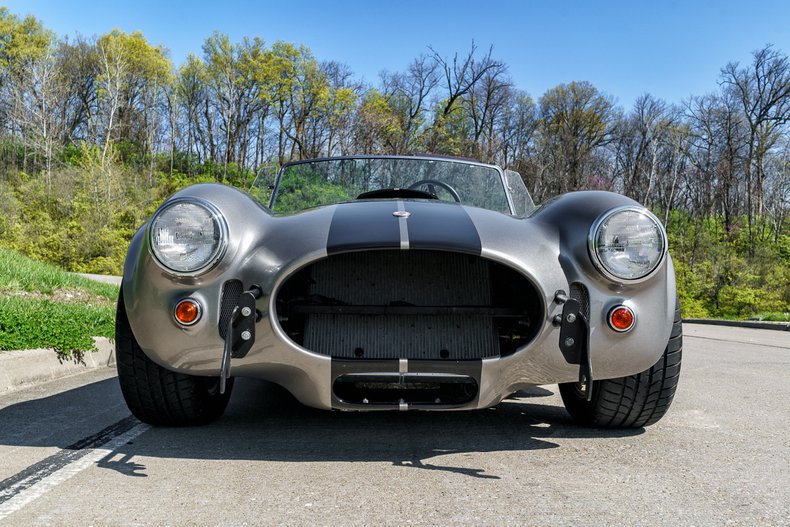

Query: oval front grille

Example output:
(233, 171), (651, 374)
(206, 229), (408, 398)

(275, 250), (542, 360)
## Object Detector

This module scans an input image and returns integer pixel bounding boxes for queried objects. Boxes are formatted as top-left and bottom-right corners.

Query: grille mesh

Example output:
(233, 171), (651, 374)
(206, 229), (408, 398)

(301, 251), (501, 360)
(570, 282), (590, 320)
(218, 279), (243, 339)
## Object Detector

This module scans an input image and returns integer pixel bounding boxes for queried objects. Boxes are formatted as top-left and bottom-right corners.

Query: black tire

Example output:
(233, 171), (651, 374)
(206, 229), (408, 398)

(559, 300), (682, 428)
(115, 288), (233, 426)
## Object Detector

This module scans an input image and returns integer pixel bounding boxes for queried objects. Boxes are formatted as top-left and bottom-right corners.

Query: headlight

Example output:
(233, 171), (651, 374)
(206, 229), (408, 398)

(589, 206), (666, 282)
(149, 199), (227, 274)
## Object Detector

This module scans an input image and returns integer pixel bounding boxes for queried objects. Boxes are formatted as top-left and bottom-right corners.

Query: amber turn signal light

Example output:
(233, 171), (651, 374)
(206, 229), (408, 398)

(608, 305), (635, 332)
(175, 299), (201, 326)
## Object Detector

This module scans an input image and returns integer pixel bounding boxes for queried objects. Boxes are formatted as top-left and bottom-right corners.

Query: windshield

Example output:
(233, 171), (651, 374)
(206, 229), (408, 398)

(260, 157), (512, 214)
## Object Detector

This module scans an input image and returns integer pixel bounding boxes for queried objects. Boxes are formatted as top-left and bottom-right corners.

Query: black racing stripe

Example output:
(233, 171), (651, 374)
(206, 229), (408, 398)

(404, 201), (482, 254)
(326, 201), (401, 254)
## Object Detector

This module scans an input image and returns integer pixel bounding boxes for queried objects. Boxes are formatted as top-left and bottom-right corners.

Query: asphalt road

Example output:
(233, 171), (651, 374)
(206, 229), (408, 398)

(1, 324), (788, 526)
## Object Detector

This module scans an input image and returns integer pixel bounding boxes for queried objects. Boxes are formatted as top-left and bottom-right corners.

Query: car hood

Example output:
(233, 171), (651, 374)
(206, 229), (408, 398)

(317, 199), (486, 255)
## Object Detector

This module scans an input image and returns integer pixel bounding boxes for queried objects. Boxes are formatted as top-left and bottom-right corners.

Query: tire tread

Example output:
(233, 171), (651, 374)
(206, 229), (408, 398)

(115, 289), (232, 426)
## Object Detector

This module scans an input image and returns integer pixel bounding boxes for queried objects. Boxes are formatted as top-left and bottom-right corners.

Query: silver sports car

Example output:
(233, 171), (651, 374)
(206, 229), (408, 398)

(116, 155), (681, 428)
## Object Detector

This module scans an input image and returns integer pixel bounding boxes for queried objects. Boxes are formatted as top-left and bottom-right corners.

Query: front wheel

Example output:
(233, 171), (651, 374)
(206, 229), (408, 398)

(115, 288), (233, 426)
(559, 301), (682, 428)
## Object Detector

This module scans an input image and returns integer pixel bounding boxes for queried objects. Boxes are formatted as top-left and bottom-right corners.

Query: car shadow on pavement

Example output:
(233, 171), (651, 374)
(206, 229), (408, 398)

(0, 377), (643, 481)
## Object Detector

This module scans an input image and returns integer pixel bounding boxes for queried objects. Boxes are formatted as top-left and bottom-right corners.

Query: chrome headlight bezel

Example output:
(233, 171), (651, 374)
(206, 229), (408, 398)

(588, 205), (667, 284)
(148, 198), (228, 275)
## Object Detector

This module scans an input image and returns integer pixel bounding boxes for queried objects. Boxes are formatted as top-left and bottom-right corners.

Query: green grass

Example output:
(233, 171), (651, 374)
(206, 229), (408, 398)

(0, 297), (115, 354)
(0, 248), (118, 299)
(0, 248), (118, 355)
(755, 312), (790, 322)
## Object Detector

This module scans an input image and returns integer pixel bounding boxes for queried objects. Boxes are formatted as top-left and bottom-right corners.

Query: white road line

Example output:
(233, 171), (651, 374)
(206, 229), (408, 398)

(0, 423), (150, 520)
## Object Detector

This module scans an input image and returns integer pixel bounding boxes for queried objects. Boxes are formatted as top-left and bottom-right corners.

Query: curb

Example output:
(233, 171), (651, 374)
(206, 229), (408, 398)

(683, 318), (790, 331)
(0, 337), (116, 394)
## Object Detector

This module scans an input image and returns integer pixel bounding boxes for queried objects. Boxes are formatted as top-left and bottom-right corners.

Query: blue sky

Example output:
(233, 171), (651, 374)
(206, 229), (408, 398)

(4, 0), (789, 109)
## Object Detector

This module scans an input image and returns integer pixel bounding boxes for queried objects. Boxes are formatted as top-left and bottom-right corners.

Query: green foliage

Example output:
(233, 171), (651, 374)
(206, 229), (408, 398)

(97, 29), (171, 87)
(0, 7), (53, 72)
(2, 136), (227, 273)
(0, 140), (262, 274)
(667, 211), (790, 319)
(717, 284), (786, 317)
(0, 154), (135, 274)
(429, 99), (474, 156)
(272, 166), (352, 212)
(673, 259), (711, 318)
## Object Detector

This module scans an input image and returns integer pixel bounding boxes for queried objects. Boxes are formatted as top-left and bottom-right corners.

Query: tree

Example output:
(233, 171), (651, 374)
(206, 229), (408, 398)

(202, 32), (268, 178)
(379, 54), (439, 153)
(314, 61), (360, 157)
(466, 66), (512, 162)
(176, 54), (208, 170)
(283, 46), (329, 160)
(354, 88), (400, 153)
(0, 9), (55, 173)
(536, 81), (616, 196)
(497, 91), (539, 171)
(96, 30), (171, 165)
(427, 42), (506, 153)
(54, 35), (100, 142)
(720, 45), (790, 251)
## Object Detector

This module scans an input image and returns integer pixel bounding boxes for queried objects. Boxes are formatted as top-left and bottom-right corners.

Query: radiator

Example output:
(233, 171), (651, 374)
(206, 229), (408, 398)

(301, 251), (501, 360)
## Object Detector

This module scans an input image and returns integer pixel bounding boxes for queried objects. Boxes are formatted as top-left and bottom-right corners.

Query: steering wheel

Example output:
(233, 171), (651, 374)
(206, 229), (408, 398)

(407, 179), (461, 202)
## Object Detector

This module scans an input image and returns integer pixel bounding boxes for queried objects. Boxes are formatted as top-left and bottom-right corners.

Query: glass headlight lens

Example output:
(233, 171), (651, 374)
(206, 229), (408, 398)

(150, 200), (226, 273)
(591, 208), (666, 281)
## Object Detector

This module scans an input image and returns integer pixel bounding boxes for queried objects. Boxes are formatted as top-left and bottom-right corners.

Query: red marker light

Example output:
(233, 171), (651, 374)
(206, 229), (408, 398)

(608, 306), (635, 332)
(175, 299), (201, 326)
